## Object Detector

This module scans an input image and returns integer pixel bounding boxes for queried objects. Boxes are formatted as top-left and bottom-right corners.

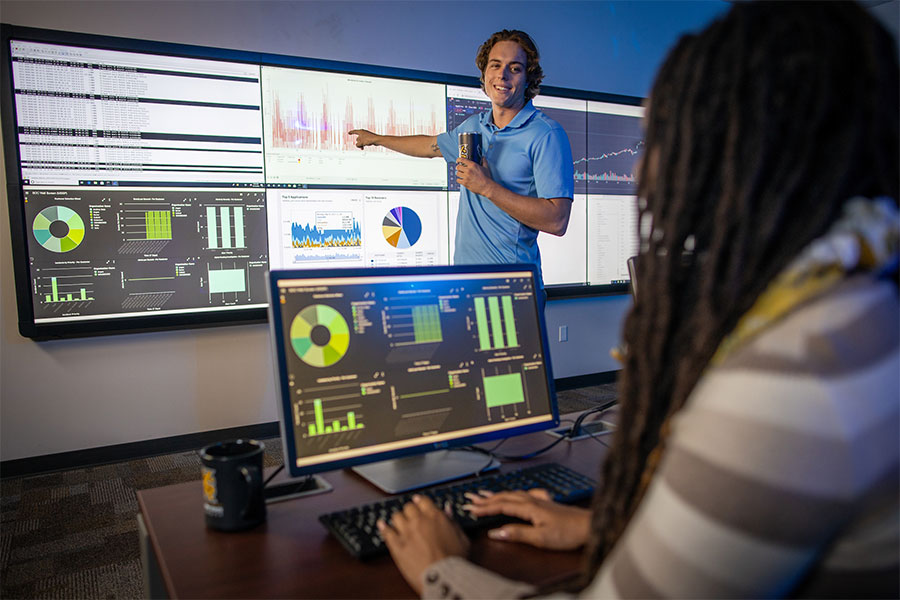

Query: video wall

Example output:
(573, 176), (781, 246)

(1, 26), (642, 338)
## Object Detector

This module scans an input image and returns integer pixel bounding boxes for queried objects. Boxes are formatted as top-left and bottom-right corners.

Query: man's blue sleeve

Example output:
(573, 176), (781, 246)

(533, 127), (575, 200)
(437, 114), (481, 163)
(436, 130), (458, 163)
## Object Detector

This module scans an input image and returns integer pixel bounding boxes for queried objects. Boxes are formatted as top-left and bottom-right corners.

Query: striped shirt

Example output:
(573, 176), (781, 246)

(422, 275), (899, 599)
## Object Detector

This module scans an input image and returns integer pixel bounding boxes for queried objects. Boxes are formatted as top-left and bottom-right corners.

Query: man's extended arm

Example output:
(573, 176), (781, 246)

(455, 158), (572, 236)
(348, 130), (444, 159)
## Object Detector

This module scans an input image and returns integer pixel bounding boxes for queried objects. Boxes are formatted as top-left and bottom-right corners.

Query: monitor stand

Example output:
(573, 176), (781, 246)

(351, 449), (500, 494)
(264, 474), (332, 503)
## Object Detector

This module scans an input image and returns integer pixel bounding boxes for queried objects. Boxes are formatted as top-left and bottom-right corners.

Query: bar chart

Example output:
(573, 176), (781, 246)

(204, 206), (246, 250)
(41, 276), (93, 303)
(306, 398), (365, 436)
(34, 267), (97, 308)
(473, 295), (518, 350)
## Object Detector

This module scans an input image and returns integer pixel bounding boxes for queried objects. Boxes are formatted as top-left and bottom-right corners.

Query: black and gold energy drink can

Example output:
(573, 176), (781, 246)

(458, 132), (482, 164)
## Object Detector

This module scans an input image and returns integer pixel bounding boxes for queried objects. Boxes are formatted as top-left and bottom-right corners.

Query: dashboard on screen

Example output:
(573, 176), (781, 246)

(1, 25), (644, 338)
(268, 265), (558, 479)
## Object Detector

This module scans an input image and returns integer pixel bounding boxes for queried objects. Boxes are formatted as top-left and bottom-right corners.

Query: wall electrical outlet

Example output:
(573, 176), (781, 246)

(558, 325), (568, 342)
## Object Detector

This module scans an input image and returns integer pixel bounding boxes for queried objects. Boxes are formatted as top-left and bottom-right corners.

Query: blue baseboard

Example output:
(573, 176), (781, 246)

(554, 370), (618, 390)
(0, 421), (279, 480)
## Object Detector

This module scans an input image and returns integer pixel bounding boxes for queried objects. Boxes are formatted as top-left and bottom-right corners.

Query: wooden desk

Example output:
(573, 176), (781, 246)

(137, 427), (609, 599)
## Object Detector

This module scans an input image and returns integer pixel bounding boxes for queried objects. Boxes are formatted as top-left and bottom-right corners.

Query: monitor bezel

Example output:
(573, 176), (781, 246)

(267, 263), (560, 480)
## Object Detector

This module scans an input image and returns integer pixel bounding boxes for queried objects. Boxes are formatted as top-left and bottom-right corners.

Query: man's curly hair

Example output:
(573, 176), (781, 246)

(475, 30), (543, 101)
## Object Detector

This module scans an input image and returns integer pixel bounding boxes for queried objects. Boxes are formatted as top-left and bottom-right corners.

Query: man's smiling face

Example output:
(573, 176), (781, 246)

(483, 40), (527, 111)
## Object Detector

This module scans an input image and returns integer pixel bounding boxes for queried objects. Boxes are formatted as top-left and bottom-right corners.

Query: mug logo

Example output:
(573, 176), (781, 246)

(460, 144), (468, 159)
(202, 467), (218, 503)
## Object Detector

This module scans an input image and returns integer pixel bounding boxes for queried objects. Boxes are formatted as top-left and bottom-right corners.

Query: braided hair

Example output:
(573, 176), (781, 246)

(580, 0), (899, 585)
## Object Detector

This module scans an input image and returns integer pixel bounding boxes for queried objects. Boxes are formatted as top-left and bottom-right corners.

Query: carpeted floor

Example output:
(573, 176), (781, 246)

(0, 383), (615, 599)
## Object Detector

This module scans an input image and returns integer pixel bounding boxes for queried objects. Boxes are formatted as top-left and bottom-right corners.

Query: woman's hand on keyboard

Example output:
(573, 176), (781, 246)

(377, 494), (470, 595)
(463, 488), (591, 551)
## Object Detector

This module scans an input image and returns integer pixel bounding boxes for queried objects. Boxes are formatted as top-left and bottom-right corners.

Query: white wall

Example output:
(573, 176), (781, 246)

(0, 0), (727, 461)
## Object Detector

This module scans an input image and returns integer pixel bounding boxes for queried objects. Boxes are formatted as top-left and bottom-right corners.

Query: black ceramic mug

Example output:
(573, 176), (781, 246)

(200, 439), (266, 532)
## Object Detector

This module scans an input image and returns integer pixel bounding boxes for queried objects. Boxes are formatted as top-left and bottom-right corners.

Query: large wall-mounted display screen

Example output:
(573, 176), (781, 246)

(2, 25), (644, 338)
(261, 67), (447, 188)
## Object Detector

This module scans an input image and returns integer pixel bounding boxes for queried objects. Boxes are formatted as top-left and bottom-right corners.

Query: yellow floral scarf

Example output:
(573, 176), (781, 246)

(712, 197), (900, 364)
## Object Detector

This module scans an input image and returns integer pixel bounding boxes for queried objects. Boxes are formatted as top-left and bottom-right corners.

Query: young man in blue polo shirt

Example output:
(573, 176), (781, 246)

(350, 30), (574, 289)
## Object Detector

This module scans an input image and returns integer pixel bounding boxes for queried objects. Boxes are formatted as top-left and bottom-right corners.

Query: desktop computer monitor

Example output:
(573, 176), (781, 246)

(267, 264), (559, 492)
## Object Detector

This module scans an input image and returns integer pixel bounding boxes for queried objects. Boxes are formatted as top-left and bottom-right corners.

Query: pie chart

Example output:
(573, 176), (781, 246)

(382, 206), (422, 249)
(290, 304), (350, 368)
(32, 206), (85, 253)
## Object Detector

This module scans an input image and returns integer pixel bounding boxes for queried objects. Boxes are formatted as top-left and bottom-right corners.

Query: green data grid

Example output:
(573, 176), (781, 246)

(412, 305), (442, 343)
(208, 269), (246, 293)
(483, 372), (526, 408)
(145, 210), (172, 240)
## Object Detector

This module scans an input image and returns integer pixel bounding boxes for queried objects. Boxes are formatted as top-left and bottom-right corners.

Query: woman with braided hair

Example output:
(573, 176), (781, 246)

(377, 2), (900, 597)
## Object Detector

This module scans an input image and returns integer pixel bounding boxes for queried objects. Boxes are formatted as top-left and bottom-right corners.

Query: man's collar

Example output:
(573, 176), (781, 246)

(480, 100), (537, 130)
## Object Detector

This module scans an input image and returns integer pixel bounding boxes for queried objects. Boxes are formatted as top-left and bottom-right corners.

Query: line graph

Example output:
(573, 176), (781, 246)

(575, 141), (643, 185)
(286, 205), (364, 264)
(262, 66), (447, 187)
(585, 111), (644, 195)
(270, 95), (441, 152)
(537, 103), (587, 194)
(291, 211), (362, 249)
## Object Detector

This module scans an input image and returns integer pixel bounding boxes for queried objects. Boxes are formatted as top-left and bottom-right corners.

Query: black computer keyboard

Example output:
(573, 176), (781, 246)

(319, 462), (595, 559)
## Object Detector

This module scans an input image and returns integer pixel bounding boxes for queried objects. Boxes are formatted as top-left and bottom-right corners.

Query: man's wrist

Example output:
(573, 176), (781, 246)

(482, 179), (501, 202)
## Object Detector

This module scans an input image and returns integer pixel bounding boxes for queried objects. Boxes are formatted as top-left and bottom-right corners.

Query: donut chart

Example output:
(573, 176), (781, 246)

(382, 206), (422, 249)
(32, 206), (85, 253)
(290, 304), (350, 367)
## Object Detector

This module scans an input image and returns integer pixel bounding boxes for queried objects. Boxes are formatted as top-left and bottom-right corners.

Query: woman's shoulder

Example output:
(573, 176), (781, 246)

(722, 275), (897, 377)
(675, 275), (898, 496)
